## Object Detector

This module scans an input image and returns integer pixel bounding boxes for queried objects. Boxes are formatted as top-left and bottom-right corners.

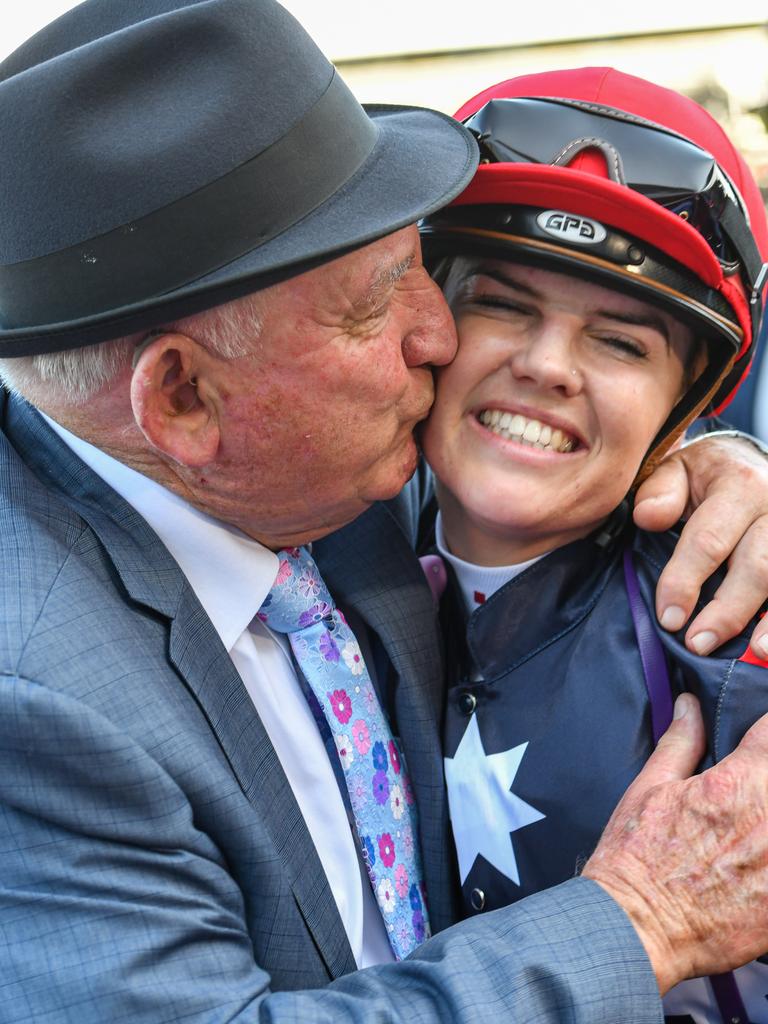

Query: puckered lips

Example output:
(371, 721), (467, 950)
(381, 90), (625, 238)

(475, 404), (584, 454)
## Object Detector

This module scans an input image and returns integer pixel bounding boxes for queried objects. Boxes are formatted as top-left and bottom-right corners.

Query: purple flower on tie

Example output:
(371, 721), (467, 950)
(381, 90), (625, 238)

(328, 689), (352, 724)
(409, 882), (422, 912)
(351, 719), (371, 755)
(395, 863), (409, 898)
(412, 909), (425, 943)
(388, 739), (401, 775)
(372, 770), (389, 805)
(362, 834), (376, 869)
(371, 740), (388, 772)
(318, 631), (340, 662)
(378, 832), (395, 868)
(298, 602), (332, 628)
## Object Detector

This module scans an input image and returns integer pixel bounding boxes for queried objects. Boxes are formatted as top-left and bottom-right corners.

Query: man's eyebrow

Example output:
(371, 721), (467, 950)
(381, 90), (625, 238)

(364, 254), (415, 304)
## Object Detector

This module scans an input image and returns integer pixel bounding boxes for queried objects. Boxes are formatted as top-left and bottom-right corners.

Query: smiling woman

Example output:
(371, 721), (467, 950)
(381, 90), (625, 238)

(420, 67), (768, 1024)
(422, 259), (699, 565)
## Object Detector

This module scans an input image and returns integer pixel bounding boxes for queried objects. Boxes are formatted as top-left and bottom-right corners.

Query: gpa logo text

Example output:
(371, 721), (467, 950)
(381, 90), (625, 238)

(537, 210), (606, 245)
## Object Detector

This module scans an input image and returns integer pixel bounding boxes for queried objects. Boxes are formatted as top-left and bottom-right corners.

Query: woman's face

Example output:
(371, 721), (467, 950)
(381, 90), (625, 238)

(421, 259), (696, 565)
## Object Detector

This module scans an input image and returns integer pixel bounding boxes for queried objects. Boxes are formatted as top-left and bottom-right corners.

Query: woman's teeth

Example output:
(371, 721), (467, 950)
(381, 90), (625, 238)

(478, 409), (576, 452)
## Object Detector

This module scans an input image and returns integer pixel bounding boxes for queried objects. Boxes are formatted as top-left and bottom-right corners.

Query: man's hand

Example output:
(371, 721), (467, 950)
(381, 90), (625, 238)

(634, 434), (768, 657)
(583, 694), (768, 993)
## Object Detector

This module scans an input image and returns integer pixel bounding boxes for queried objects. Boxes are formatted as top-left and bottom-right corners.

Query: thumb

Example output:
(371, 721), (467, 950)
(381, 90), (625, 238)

(627, 694), (706, 793)
(633, 455), (689, 533)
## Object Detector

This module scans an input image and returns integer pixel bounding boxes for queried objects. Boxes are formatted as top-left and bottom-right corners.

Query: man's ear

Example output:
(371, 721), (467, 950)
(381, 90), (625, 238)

(130, 333), (220, 467)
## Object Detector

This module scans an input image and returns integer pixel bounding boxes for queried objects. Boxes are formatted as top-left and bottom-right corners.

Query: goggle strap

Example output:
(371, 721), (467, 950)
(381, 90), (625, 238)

(718, 199), (764, 290)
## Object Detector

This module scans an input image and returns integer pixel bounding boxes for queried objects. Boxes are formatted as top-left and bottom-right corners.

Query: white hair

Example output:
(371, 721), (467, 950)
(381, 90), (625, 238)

(0, 290), (265, 408)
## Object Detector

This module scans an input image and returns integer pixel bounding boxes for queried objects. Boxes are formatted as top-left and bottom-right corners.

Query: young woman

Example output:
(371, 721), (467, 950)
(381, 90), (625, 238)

(419, 67), (768, 1024)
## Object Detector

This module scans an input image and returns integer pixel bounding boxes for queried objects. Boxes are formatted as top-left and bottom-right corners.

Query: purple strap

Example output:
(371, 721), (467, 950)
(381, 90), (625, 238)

(623, 548), (673, 743)
(623, 548), (750, 1024)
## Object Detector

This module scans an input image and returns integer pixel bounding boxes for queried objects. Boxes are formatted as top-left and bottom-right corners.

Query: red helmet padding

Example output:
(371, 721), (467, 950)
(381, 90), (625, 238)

(451, 67), (768, 363)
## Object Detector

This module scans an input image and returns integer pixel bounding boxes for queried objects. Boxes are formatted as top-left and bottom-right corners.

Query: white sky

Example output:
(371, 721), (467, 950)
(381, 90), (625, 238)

(2, 1), (766, 62)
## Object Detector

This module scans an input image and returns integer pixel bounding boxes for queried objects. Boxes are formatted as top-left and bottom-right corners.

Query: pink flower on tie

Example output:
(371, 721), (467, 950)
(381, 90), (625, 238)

(274, 559), (292, 586)
(395, 863), (409, 898)
(388, 739), (401, 775)
(352, 719), (370, 755)
(329, 689), (352, 724)
(378, 832), (395, 868)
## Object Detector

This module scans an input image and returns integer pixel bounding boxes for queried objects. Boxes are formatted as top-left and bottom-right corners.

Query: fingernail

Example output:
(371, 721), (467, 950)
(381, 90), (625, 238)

(659, 605), (686, 631)
(754, 635), (768, 660)
(673, 694), (692, 719)
(689, 630), (718, 656)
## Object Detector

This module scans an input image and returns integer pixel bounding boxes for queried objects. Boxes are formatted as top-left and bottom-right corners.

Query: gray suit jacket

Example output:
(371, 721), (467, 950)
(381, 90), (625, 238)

(0, 394), (663, 1022)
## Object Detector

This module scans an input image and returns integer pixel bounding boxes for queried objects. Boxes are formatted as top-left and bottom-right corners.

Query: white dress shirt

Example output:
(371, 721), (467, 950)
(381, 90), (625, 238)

(42, 414), (394, 969)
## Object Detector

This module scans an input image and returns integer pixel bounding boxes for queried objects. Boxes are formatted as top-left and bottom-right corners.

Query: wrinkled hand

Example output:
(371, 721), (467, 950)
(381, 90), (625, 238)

(584, 694), (768, 993)
(634, 434), (768, 657)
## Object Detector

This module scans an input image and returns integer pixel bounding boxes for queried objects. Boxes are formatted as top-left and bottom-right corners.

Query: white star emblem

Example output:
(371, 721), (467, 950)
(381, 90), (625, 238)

(444, 715), (545, 886)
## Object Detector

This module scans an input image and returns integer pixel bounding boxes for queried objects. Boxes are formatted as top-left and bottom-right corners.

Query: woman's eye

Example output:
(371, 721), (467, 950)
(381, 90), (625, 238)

(598, 335), (647, 359)
(471, 295), (530, 315)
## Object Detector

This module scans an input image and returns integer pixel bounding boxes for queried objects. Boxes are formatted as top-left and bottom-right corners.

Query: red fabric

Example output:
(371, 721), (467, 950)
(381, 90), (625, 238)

(740, 644), (768, 670)
(448, 66), (768, 374)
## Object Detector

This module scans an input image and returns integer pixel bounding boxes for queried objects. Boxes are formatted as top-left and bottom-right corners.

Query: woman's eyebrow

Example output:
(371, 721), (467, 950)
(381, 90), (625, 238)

(596, 309), (670, 345)
(471, 267), (541, 298)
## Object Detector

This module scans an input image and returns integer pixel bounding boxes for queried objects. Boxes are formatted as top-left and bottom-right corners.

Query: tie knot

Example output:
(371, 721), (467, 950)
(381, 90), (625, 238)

(259, 546), (335, 634)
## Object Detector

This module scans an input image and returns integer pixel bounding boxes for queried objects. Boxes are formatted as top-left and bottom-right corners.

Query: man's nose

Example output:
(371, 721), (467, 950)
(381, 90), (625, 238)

(401, 272), (458, 369)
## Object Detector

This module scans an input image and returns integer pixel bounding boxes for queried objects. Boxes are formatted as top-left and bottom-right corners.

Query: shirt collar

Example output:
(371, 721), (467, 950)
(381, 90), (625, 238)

(435, 511), (544, 613)
(41, 413), (279, 651)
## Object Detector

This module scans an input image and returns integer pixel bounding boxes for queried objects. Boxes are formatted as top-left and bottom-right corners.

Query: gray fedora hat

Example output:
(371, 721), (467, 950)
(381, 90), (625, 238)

(0, 0), (478, 355)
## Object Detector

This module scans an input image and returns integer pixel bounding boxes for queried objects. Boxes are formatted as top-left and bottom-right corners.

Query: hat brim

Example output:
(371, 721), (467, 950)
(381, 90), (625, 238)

(0, 105), (478, 355)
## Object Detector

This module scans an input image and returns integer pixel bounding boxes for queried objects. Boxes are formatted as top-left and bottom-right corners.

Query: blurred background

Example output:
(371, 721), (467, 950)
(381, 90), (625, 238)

(3, 2), (768, 207)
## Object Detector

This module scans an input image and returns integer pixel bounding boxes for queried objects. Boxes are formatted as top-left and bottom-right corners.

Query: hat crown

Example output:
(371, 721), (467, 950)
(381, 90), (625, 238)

(0, 0), (333, 263)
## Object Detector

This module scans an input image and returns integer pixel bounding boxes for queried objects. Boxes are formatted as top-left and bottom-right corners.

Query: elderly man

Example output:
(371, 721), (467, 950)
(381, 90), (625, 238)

(3, 1), (768, 1021)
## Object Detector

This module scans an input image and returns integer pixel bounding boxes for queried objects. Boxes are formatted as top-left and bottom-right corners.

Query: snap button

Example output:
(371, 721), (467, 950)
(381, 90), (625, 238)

(470, 887), (485, 911)
(458, 691), (477, 716)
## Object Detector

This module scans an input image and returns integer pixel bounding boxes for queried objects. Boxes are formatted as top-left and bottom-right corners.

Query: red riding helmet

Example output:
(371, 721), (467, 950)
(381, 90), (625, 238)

(421, 67), (768, 463)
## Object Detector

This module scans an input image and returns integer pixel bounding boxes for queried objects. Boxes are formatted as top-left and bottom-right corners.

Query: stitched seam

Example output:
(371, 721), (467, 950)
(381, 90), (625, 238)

(713, 659), (738, 763)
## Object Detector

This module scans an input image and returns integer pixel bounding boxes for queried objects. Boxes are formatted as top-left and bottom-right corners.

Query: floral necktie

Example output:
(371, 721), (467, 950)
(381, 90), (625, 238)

(259, 545), (430, 959)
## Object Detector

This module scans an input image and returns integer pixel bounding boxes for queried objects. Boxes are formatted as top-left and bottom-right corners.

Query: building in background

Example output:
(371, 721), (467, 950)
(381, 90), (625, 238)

(283, 2), (768, 209)
(3, 3), (768, 203)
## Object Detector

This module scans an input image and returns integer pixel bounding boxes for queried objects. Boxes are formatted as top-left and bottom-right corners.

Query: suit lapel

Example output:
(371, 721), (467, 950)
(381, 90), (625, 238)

(2, 397), (357, 979)
(315, 502), (459, 933)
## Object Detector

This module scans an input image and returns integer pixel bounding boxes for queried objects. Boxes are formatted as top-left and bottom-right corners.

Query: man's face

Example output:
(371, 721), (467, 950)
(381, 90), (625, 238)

(201, 225), (457, 547)
(421, 260), (695, 565)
